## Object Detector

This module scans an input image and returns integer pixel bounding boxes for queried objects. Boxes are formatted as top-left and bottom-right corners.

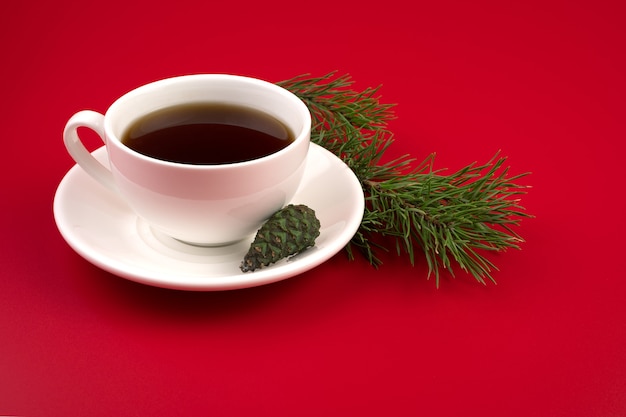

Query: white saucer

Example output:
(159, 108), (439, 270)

(53, 143), (364, 291)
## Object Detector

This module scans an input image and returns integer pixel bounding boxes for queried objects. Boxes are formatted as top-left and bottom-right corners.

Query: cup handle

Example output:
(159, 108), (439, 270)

(63, 110), (117, 192)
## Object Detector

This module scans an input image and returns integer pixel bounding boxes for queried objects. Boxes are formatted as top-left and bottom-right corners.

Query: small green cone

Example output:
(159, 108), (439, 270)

(240, 204), (321, 272)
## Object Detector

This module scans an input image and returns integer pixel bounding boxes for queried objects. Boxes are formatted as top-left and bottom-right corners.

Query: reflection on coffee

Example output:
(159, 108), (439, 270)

(121, 103), (294, 164)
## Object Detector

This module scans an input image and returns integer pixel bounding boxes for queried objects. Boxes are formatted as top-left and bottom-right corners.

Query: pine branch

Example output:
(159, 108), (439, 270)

(278, 72), (532, 285)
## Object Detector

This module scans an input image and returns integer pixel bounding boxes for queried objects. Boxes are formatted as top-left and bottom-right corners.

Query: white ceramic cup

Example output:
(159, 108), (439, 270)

(63, 74), (311, 246)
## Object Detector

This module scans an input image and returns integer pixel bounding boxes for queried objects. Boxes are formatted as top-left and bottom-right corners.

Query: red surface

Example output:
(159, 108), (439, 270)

(2, 0), (625, 416)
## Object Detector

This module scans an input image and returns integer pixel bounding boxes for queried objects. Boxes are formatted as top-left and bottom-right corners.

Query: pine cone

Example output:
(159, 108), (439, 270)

(240, 204), (321, 272)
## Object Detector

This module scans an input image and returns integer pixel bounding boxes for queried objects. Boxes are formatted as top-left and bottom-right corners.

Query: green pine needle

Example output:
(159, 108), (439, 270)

(278, 72), (532, 285)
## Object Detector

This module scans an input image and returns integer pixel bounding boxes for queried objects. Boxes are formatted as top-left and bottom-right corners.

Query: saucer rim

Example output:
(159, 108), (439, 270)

(53, 143), (364, 291)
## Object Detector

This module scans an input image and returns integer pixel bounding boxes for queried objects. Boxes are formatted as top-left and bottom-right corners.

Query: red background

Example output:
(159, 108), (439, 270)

(2, 0), (625, 415)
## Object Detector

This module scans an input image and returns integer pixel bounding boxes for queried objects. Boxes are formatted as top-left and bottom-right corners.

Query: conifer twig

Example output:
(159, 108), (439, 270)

(278, 72), (532, 285)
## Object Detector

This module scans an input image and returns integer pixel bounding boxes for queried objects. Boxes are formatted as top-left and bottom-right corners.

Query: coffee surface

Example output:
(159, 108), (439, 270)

(121, 103), (293, 164)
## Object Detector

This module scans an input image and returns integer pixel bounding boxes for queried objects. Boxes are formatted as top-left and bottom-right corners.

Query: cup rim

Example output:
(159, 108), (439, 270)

(103, 74), (311, 170)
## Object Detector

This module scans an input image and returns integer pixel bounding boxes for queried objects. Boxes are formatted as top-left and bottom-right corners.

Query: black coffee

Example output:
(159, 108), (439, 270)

(121, 103), (294, 164)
